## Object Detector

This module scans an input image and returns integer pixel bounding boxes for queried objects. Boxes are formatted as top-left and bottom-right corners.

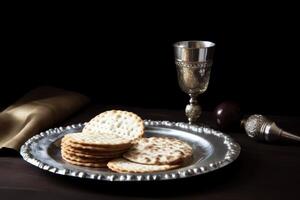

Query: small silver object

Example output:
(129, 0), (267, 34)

(20, 121), (240, 182)
(243, 114), (300, 142)
(174, 41), (215, 124)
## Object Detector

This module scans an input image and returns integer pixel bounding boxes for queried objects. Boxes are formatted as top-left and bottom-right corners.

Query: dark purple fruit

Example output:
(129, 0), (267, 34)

(214, 101), (241, 130)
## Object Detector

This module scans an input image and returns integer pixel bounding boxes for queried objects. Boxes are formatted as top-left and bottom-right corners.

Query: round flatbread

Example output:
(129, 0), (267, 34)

(61, 138), (131, 152)
(61, 147), (123, 159)
(123, 137), (193, 165)
(61, 154), (108, 168)
(61, 150), (110, 163)
(63, 132), (132, 148)
(61, 144), (127, 155)
(107, 158), (179, 173)
(83, 110), (144, 141)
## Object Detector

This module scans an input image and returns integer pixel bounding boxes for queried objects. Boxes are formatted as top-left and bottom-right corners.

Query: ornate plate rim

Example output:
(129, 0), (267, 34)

(20, 120), (241, 181)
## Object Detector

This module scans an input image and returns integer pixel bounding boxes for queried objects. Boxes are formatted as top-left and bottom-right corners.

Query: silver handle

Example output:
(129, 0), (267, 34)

(281, 131), (300, 142)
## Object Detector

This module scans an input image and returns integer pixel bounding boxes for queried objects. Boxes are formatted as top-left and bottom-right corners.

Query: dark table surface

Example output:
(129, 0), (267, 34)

(1, 105), (300, 200)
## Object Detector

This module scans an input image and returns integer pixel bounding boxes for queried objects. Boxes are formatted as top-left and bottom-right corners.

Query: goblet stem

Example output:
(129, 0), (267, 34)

(185, 94), (201, 124)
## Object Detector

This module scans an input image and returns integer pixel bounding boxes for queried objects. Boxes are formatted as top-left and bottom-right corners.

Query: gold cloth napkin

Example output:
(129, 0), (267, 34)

(0, 87), (90, 150)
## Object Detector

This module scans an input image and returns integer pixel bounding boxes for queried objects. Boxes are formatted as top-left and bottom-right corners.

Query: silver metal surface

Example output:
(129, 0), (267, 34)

(244, 114), (300, 142)
(174, 41), (215, 62)
(174, 41), (215, 124)
(20, 120), (240, 182)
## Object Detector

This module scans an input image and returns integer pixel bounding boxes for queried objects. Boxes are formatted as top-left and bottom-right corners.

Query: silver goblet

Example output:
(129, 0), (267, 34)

(174, 41), (215, 124)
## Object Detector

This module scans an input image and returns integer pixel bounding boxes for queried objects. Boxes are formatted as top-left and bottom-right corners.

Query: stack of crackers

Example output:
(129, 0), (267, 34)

(61, 110), (193, 173)
(61, 110), (144, 168)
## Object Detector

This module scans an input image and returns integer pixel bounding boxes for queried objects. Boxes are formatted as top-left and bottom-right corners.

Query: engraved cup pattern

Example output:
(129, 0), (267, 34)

(175, 61), (212, 95)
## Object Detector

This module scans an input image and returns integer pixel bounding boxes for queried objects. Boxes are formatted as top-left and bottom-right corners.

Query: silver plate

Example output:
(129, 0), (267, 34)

(20, 120), (240, 181)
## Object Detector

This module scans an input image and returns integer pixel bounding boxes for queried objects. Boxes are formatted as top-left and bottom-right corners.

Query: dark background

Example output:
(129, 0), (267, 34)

(2, 5), (300, 116)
